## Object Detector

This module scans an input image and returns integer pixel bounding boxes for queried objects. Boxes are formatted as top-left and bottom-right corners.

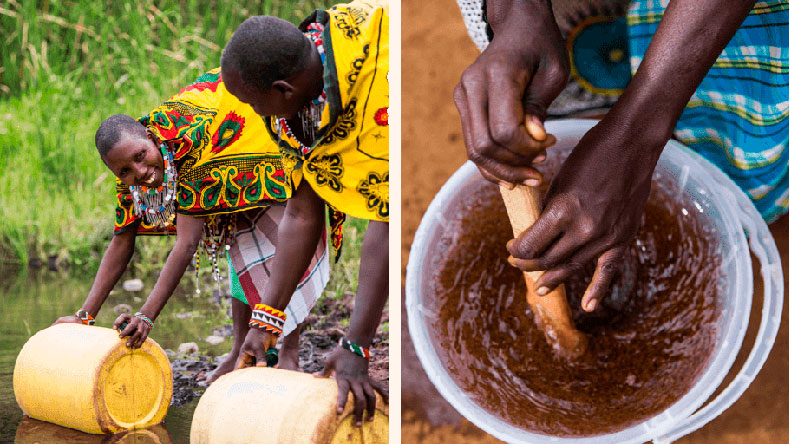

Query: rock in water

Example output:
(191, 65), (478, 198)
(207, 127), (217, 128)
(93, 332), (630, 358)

(113, 304), (133, 315)
(178, 342), (199, 355)
(205, 336), (225, 345)
(123, 279), (144, 292)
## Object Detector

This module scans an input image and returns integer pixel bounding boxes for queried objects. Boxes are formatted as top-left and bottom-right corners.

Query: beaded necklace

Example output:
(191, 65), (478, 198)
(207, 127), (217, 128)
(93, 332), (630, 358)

(127, 141), (236, 296)
(274, 23), (327, 154)
(129, 143), (177, 229)
(193, 213), (238, 295)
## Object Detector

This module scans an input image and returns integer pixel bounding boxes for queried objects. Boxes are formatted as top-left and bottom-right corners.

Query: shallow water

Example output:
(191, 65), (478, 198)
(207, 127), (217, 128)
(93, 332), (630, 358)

(0, 267), (231, 443)
(425, 180), (722, 437)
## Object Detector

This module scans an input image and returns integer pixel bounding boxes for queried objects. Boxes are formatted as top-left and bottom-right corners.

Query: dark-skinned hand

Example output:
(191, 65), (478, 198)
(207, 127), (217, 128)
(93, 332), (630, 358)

(53, 315), (84, 326)
(317, 347), (388, 428)
(234, 327), (279, 369)
(507, 120), (664, 312)
(113, 313), (152, 349)
(454, 0), (568, 186)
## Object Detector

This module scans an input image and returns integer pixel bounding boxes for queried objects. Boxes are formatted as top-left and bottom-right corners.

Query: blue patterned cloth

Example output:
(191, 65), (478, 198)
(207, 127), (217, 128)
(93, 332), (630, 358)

(628, 0), (789, 223)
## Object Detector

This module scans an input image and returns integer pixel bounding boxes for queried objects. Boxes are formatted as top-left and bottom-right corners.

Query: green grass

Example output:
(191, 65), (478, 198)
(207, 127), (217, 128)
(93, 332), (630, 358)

(325, 217), (369, 298)
(0, 0), (333, 267)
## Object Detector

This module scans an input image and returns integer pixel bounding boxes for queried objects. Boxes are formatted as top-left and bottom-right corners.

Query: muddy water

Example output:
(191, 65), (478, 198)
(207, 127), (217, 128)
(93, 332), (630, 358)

(0, 268), (231, 443)
(425, 181), (722, 437)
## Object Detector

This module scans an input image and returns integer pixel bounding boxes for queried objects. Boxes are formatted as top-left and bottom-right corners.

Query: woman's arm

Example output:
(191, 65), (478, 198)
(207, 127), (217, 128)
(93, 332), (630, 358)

(259, 181), (326, 310)
(508, 0), (758, 311)
(319, 220), (389, 426)
(54, 228), (136, 324)
(115, 214), (205, 347)
(234, 181), (325, 366)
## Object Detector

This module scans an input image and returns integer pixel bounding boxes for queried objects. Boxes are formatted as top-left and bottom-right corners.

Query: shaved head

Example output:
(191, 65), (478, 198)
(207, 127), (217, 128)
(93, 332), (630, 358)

(95, 114), (147, 158)
(221, 16), (312, 91)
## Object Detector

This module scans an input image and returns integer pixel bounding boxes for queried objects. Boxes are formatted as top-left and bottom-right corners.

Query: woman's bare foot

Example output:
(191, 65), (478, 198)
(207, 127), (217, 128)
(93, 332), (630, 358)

(207, 297), (250, 384)
(206, 349), (241, 383)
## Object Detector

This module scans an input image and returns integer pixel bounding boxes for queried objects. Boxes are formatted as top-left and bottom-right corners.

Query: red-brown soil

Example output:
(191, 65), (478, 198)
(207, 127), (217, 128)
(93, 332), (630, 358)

(401, 0), (788, 441)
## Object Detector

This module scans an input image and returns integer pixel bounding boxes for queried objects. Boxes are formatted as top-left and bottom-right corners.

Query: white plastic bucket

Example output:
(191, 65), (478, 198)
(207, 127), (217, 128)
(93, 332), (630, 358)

(405, 119), (783, 444)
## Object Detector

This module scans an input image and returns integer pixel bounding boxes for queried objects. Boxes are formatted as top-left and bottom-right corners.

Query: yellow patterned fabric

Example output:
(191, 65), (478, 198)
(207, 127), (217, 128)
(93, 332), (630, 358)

(115, 69), (296, 235)
(267, 0), (390, 222)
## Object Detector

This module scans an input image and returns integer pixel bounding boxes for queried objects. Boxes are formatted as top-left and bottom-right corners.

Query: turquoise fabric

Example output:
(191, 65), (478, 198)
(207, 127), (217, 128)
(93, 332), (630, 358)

(627, 0), (789, 223)
(226, 250), (247, 305)
(569, 16), (631, 93)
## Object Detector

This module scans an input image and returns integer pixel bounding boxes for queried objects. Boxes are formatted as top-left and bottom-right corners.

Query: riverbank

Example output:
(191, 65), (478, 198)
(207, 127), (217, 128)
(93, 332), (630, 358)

(169, 290), (390, 408)
(1, 261), (388, 442)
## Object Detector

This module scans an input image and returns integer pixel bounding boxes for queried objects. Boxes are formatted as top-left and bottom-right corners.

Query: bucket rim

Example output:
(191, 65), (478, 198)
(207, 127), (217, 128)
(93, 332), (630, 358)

(405, 118), (768, 444)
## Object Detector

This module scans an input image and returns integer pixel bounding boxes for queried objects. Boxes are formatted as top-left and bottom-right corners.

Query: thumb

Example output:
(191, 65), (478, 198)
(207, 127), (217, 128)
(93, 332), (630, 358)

(316, 355), (335, 378)
(522, 62), (569, 122)
(235, 350), (253, 370)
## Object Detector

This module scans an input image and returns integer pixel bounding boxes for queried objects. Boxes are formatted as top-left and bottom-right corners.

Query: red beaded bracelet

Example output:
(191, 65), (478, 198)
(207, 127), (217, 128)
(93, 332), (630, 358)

(75, 310), (95, 326)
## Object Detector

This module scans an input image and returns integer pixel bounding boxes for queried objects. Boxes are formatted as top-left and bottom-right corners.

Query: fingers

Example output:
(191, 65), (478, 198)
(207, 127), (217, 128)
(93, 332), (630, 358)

(507, 209), (565, 260)
(126, 328), (141, 348)
(518, 242), (625, 312)
(479, 164), (543, 188)
(531, 234), (608, 287)
(350, 383), (366, 427)
(581, 247), (627, 312)
(317, 355), (335, 378)
(370, 378), (389, 404)
(457, 70), (492, 157)
(486, 69), (531, 152)
(114, 313), (132, 334)
(522, 58), (569, 120)
(363, 382), (377, 422)
(126, 324), (149, 349)
(455, 78), (553, 185)
(524, 115), (547, 142)
(508, 232), (583, 272)
(254, 345), (267, 368)
(336, 379), (350, 415)
(235, 351), (254, 370)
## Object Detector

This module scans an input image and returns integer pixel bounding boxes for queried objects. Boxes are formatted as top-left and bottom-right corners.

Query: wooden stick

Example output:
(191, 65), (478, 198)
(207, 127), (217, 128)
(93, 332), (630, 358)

(499, 118), (587, 358)
(500, 185), (587, 358)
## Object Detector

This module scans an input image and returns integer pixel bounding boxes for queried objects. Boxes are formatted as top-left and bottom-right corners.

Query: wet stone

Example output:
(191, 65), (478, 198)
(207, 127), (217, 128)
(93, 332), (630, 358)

(122, 279), (144, 292)
(178, 342), (199, 355)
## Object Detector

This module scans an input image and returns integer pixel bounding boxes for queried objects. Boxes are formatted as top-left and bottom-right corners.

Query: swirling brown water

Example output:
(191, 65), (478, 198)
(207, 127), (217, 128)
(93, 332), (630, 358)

(426, 181), (721, 437)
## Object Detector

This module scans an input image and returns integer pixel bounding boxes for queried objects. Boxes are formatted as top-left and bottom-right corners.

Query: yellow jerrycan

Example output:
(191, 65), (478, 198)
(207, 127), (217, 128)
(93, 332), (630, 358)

(190, 367), (389, 443)
(13, 323), (172, 434)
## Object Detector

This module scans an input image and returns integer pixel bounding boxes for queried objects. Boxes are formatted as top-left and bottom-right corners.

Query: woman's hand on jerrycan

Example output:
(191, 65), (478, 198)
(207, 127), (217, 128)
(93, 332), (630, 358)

(114, 313), (152, 348)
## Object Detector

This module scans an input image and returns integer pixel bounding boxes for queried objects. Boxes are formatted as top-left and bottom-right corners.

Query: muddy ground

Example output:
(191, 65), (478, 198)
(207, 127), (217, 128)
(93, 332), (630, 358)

(401, 0), (789, 442)
(169, 292), (389, 407)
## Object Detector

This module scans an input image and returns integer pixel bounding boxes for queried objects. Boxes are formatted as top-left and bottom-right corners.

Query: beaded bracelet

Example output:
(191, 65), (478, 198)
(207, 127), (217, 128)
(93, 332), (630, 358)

(249, 303), (287, 337)
(75, 309), (95, 326)
(253, 304), (287, 319)
(134, 312), (154, 329)
(339, 337), (371, 359)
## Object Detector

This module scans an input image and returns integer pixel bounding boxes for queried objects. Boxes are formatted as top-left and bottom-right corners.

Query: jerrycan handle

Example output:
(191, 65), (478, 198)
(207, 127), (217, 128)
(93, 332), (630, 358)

(652, 174), (784, 444)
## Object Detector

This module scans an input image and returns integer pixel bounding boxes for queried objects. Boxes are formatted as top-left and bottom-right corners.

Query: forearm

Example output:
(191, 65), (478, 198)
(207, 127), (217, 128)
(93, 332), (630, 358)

(486, 0), (554, 32)
(261, 182), (325, 310)
(607, 0), (756, 152)
(138, 240), (197, 320)
(347, 221), (389, 348)
(81, 229), (136, 317)
(139, 215), (204, 320)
